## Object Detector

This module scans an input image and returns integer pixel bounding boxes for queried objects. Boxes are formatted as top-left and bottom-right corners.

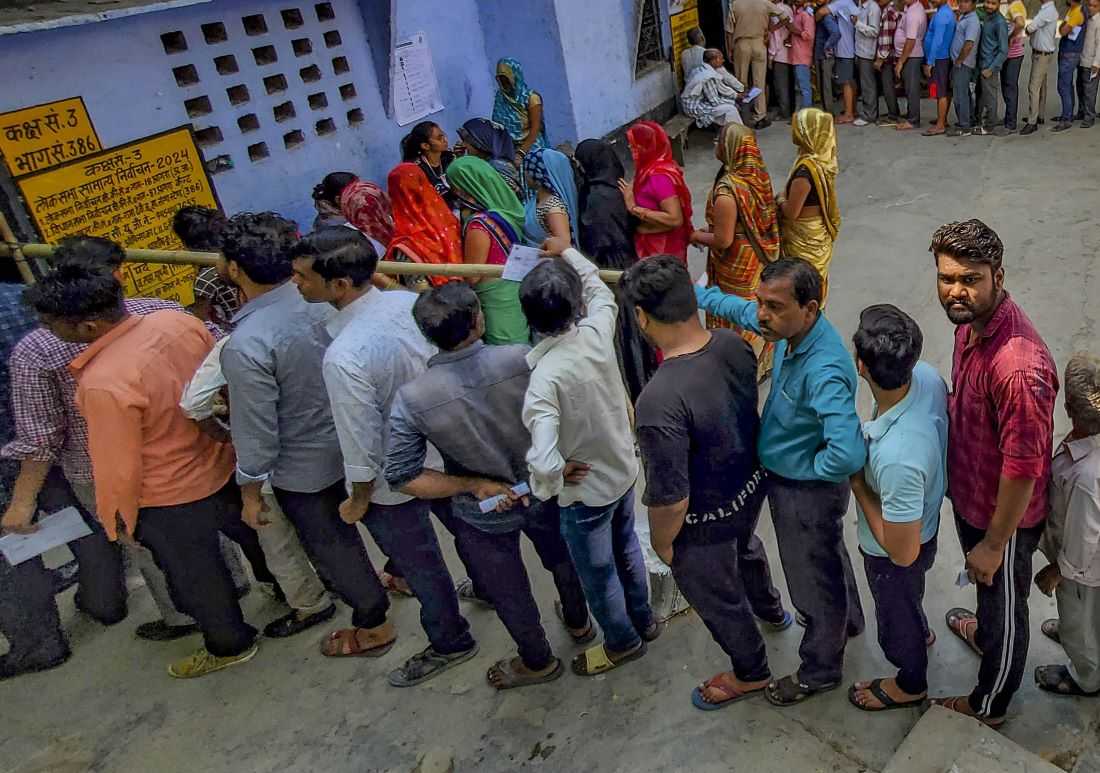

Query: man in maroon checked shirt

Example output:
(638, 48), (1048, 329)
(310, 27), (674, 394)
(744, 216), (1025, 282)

(928, 219), (1058, 728)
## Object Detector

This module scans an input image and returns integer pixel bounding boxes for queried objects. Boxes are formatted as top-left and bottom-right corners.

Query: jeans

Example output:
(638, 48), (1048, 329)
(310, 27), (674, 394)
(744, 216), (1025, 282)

(794, 64), (813, 110)
(857, 57), (879, 121)
(952, 64), (975, 128)
(977, 68), (1001, 128)
(816, 57), (837, 114)
(773, 61), (793, 119)
(559, 488), (653, 653)
(902, 57), (923, 125)
(1058, 52), (1083, 121)
(1082, 66), (1099, 124)
(863, 537), (937, 695)
(1001, 55), (1023, 128)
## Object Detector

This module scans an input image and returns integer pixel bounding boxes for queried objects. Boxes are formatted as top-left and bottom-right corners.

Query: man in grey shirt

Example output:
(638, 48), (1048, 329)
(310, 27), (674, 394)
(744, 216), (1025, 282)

(948, 0), (981, 135)
(385, 282), (590, 690)
(290, 227), (478, 687)
(218, 214), (397, 661)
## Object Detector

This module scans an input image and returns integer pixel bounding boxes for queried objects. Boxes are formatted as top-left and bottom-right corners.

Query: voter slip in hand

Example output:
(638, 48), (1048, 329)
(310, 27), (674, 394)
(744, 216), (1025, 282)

(0, 507), (91, 566)
(478, 482), (532, 514)
(501, 246), (543, 283)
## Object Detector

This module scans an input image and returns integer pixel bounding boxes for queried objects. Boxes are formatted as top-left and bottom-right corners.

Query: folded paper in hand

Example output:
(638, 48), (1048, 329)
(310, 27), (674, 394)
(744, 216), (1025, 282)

(0, 507), (91, 566)
(479, 482), (532, 514)
(739, 87), (762, 104)
(501, 246), (543, 283)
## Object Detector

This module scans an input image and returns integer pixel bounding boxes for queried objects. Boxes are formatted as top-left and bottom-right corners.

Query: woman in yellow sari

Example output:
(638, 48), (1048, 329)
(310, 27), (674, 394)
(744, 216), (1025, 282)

(690, 122), (781, 379)
(779, 108), (841, 305)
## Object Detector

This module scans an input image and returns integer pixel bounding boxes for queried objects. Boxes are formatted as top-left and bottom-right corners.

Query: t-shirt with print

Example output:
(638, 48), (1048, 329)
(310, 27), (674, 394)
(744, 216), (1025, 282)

(1002, 0), (1027, 57)
(636, 330), (766, 547)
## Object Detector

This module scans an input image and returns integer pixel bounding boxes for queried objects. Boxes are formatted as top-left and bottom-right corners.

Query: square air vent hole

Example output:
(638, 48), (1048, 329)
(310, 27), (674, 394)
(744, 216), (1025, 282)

(315, 2), (335, 22)
(226, 84), (250, 105)
(273, 101), (296, 122)
(214, 54), (239, 74)
(284, 129), (305, 149)
(200, 22), (227, 44)
(338, 83), (356, 100)
(248, 142), (270, 161)
(315, 118), (336, 135)
(173, 64), (200, 87)
(332, 56), (349, 74)
(242, 14), (268, 36)
(308, 92), (328, 110)
(292, 38), (312, 56)
(347, 108), (364, 125)
(238, 113), (260, 133)
(184, 95), (213, 117)
(281, 8), (304, 28)
(194, 126), (224, 146)
(161, 31), (188, 54)
(323, 30), (341, 47)
(300, 64), (322, 82)
(264, 73), (289, 94)
(253, 45), (278, 66)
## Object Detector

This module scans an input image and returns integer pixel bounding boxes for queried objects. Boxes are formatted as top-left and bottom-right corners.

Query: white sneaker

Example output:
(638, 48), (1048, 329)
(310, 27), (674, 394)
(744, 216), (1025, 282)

(853, 118), (869, 127)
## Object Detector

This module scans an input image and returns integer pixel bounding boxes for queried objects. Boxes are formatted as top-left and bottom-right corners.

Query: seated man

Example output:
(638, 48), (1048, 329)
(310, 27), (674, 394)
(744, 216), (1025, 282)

(682, 27), (708, 75)
(682, 48), (748, 127)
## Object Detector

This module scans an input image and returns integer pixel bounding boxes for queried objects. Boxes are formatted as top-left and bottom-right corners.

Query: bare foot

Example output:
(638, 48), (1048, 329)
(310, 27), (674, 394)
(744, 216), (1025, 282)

(896, 121), (915, 131)
(356, 620), (396, 651)
(851, 676), (925, 709)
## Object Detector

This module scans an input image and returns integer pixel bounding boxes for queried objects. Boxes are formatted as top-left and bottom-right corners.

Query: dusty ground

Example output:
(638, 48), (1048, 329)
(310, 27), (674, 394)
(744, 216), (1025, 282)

(4, 66), (1100, 773)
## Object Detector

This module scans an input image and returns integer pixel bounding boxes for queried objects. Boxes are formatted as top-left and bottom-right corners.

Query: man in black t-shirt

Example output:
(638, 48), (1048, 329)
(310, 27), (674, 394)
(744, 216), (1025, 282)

(621, 256), (789, 711)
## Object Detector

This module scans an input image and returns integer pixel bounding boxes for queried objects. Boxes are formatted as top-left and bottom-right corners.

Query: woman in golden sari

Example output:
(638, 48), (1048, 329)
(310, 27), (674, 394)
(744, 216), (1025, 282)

(778, 108), (841, 305)
(690, 122), (780, 379)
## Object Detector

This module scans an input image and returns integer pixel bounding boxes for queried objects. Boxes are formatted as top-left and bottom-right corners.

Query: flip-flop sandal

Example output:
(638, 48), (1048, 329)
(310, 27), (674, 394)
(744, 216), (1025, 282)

(932, 696), (1005, 728)
(691, 674), (765, 711)
(848, 678), (926, 712)
(571, 641), (647, 677)
(456, 578), (494, 609)
(922, 128), (946, 136)
(926, 630), (937, 648)
(765, 674), (839, 707)
(945, 608), (982, 656)
(387, 643), (480, 687)
(320, 628), (396, 658)
(640, 620), (662, 643)
(1041, 619), (1061, 645)
(486, 657), (564, 690)
(377, 571), (414, 599)
(555, 600), (596, 645)
(1035, 664), (1100, 697)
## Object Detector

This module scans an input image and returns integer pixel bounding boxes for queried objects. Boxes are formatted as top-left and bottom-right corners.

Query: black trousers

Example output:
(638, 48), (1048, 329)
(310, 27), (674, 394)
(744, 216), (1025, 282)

(135, 480), (258, 657)
(768, 474), (865, 687)
(384, 500), (488, 601)
(863, 536), (937, 695)
(955, 512), (1042, 719)
(740, 534), (785, 624)
(1001, 55), (1023, 129)
(773, 62), (794, 119)
(878, 59), (901, 119)
(902, 58), (923, 125)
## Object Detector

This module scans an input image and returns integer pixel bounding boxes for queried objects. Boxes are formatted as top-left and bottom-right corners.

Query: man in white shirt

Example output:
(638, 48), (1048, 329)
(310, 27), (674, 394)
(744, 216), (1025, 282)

(1079, 0), (1100, 128)
(854, 0), (884, 125)
(1034, 353), (1100, 697)
(1021, 0), (1060, 133)
(520, 238), (657, 677)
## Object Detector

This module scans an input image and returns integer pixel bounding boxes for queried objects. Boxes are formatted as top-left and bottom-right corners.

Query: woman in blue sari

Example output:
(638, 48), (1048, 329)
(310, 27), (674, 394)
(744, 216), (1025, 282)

(492, 58), (548, 158)
(522, 147), (579, 247)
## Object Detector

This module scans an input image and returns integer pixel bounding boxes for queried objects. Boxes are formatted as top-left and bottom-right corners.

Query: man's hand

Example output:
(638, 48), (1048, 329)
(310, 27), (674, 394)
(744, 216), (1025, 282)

(874, 57), (885, 70)
(339, 496), (370, 525)
(894, 61), (903, 78)
(1, 499), (37, 534)
(1091, 66), (1099, 80)
(563, 460), (592, 485)
(1035, 563), (1063, 597)
(849, 467), (869, 493)
(242, 495), (271, 530)
(966, 538), (1004, 586)
(540, 236), (572, 257)
(981, 67), (993, 78)
(923, 64), (932, 78)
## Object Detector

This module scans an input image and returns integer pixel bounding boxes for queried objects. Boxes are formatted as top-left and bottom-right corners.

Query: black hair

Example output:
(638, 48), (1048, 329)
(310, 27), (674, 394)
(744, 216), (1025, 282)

(687, 27), (706, 45)
(50, 235), (126, 271)
(929, 218), (1004, 271)
(412, 281), (482, 351)
(760, 257), (823, 307)
(289, 226), (378, 287)
(852, 304), (924, 390)
(519, 257), (584, 336)
(619, 255), (697, 323)
(172, 206), (228, 251)
(401, 121), (439, 162)
(312, 172), (358, 206)
(220, 212), (298, 285)
(23, 263), (125, 323)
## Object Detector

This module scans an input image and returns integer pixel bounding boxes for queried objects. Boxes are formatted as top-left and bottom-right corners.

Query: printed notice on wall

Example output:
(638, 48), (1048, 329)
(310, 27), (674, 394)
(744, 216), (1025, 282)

(0, 97), (101, 177)
(16, 126), (219, 306)
(392, 31), (444, 126)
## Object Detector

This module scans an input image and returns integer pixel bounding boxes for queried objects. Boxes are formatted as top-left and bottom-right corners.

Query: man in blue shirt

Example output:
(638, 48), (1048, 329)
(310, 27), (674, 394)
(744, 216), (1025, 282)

(820, 0), (861, 122)
(815, 5), (843, 115)
(923, 0), (957, 134)
(696, 258), (866, 706)
(947, 0), (982, 135)
(845, 305), (947, 713)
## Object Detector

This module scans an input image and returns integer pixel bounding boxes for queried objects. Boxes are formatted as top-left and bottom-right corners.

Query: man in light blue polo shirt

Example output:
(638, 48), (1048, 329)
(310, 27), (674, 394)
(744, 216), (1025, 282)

(845, 305), (946, 714)
(819, 0), (861, 122)
(697, 257), (866, 707)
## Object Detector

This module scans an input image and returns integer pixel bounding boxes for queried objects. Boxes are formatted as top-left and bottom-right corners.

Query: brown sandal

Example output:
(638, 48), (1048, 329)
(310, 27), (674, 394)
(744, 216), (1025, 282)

(486, 657), (563, 690)
(931, 695), (1005, 728)
(320, 628), (396, 658)
(945, 608), (982, 656)
(378, 571), (413, 598)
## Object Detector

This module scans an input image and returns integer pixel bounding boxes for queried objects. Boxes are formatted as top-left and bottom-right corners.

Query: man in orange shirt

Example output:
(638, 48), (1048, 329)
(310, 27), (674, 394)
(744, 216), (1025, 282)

(24, 264), (259, 679)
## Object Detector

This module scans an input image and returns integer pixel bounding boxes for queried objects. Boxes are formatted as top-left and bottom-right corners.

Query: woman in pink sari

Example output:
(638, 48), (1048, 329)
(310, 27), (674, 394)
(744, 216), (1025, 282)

(619, 121), (694, 262)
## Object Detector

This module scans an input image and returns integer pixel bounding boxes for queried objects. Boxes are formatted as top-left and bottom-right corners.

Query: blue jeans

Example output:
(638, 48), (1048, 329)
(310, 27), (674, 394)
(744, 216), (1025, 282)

(1058, 52), (1082, 121)
(559, 488), (653, 652)
(794, 64), (813, 110)
(952, 64), (974, 128)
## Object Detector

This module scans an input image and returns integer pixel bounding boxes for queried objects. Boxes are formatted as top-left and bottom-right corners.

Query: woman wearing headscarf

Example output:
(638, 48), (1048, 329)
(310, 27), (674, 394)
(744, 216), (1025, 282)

(574, 139), (659, 403)
(619, 121), (694, 263)
(690, 123), (780, 380)
(778, 107), (840, 305)
(386, 163), (464, 289)
(447, 156), (530, 345)
(313, 172), (397, 289)
(521, 147), (579, 247)
(492, 58), (548, 159)
(457, 117), (521, 196)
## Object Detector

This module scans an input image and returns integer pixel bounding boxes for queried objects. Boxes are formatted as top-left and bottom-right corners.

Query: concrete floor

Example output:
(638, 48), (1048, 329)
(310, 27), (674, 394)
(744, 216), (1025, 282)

(5, 87), (1100, 772)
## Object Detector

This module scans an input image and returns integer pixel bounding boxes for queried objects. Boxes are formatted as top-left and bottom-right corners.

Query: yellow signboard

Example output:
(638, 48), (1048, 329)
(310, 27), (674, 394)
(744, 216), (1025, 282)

(17, 126), (219, 306)
(671, 8), (702, 87)
(0, 97), (101, 177)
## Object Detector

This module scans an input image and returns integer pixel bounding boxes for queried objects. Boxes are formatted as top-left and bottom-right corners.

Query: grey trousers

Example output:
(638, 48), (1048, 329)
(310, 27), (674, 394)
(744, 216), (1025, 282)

(878, 59), (902, 119)
(1055, 578), (1100, 692)
(902, 57), (923, 124)
(817, 57), (837, 114)
(952, 64), (975, 128)
(978, 69), (1001, 128)
(1082, 67), (1099, 124)
(857, 57), (879, 121)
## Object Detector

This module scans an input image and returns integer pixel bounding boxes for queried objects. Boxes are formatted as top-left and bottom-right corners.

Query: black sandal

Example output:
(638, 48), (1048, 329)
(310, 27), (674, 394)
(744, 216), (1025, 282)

(848, 678), (926, 712)
(554, 600), (595, 645)
(387, 643), (479, 687)
(765, 674), (839, 707)
(1035, 665), (1100, 697)
(1041, 618), (1061, 645)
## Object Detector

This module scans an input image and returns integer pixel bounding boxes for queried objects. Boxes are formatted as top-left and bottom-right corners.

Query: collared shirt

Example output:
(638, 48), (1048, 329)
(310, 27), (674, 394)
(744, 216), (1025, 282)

(1027, 0), (1060, 52)
(682, 44), (706, 75)
(695, 287), (866, 482)
(878, 3), (901, 59)
(979, 11), (1010, 69)
(1060, 3), (1087, 54)
(895, 0), (928, 57)
(948, 293), (1058, 530)
(924, 4), (957, 62)
(1084, 10), (1100, 68)
(856, 362), (948, 557)
(952, 10), (981, 66)
(221, 281), (343, 494)
(728, 0), (785, 40)
(816, 13), (842, 59)
(1002, 0), (1028, 58)
(0, 284), (40, 508)
(70, 312), (235, 539)
(770, 4), (794, 63)
(524, 249), (638, 507)
(192, 267), (241, 330)
(1043, 435), (1100, 587)
(828, 0), (861, 57)
(790, 8), (817, 65)
(386, 341), (532, 531)
(2, 298), (209, 484)
(323, 287), (439, 505)
(855, 0), (883, 59)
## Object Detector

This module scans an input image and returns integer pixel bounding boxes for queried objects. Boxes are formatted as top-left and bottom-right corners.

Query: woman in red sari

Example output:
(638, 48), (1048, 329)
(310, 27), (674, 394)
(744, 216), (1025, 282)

(619, 121), (694, 262)
(385, 163), (464, 288)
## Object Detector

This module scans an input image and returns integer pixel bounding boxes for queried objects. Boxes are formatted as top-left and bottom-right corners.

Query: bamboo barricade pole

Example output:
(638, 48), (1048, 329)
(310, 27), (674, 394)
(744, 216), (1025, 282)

(0, 242), (624, 285)
(0, 215), (39, 286)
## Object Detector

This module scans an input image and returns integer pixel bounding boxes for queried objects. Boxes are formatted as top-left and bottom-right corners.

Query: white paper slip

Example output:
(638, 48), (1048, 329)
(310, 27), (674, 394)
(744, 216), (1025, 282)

(695, 269), (709, 289)
(0, 507), (91, 566)
(956, 564), (972, 588)
(740, 87), (763, 103)
(501, 245), (544, 282)
(478, 482), (532, 514)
